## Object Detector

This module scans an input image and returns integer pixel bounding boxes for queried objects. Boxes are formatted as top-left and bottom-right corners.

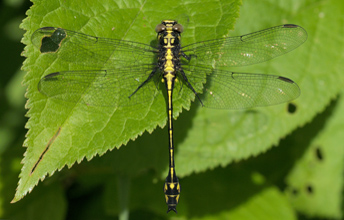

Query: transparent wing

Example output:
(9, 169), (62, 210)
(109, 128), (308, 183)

(182, 24), (307, 67)
(38, 65), (161, 107)
(31, 27), (157, 68)
(182, 66), (300, 109)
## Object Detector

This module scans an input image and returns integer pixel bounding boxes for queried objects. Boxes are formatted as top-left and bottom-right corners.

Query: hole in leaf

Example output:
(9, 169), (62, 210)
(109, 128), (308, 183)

(315, 147), (323, 161)
(291, 188), (299, 195)
(306, 185), (313, 194)
(287, 103), (297, 114)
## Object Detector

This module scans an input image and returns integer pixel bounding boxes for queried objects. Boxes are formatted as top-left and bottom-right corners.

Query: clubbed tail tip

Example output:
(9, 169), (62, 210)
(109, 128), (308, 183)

(167, 207), (177, 213)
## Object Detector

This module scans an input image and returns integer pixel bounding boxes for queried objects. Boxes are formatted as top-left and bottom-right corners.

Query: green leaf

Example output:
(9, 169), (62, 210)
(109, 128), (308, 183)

(102, 165), (296, 219)
(177, 167), (296, 219)
(191, 187), (296, 220)
(222, 187), (297, 220)
(16, 0), (242, 202)
(15, 0), (344, 217)
(285, 91), (344, 219)
(174, 0), (344, 178)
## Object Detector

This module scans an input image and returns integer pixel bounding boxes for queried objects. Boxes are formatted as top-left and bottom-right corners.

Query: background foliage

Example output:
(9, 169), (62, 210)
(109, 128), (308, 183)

(0, 0), (343, 219)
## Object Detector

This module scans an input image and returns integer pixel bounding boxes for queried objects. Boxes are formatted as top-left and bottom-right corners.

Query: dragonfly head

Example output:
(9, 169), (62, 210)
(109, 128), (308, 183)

(156, 20), (183, 47)
(155, 20), (184, 33)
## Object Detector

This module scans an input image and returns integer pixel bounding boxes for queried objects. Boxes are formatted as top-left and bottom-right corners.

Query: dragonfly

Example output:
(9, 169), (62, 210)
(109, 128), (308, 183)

(32, 20), (307, 213)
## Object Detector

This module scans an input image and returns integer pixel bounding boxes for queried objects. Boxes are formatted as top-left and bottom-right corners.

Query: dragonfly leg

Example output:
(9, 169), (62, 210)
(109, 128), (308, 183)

(128, 67), (158, 99)
(180, 51), (191, 60)
(179, 69), (204, 106)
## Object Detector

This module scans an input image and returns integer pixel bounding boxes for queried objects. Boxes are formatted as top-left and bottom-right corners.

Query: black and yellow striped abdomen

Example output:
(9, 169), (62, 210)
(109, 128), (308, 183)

(156, 20), (182, 213)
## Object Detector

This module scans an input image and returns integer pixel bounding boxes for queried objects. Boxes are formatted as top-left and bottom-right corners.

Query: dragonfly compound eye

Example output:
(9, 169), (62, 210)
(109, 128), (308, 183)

(173, 24), (183, 33)
(155, 23), (166, 33)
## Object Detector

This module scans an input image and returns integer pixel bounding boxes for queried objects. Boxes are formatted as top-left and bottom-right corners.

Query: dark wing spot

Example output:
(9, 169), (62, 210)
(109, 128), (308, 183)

(44, 72), (61, 79)
(278, 76), (294, 83)
(283, 24), (298, 28)
(38, 72), (60, 92)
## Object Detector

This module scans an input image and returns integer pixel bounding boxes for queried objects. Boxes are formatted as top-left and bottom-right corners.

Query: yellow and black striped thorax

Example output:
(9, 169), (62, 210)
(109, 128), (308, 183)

(155, 20), (183, 75)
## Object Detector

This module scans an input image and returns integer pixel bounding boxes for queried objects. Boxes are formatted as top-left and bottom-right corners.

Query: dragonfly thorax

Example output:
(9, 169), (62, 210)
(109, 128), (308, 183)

(156, 20), (183, 75)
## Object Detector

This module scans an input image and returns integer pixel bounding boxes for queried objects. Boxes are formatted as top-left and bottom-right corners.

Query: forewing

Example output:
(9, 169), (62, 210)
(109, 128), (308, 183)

(31, 27), (157, 68)
(38, 65), (159, 107)
(182, 24), (307, 67)
(183, 66), (300, 109)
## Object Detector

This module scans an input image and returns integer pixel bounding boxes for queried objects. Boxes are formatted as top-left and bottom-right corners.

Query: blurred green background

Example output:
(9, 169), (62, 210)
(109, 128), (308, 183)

(1, 0), (344, 219)
(0, 0), (28, 147)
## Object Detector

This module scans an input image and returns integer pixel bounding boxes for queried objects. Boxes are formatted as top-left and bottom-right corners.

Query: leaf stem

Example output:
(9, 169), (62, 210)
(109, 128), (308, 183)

(117, 175), (130, 220)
